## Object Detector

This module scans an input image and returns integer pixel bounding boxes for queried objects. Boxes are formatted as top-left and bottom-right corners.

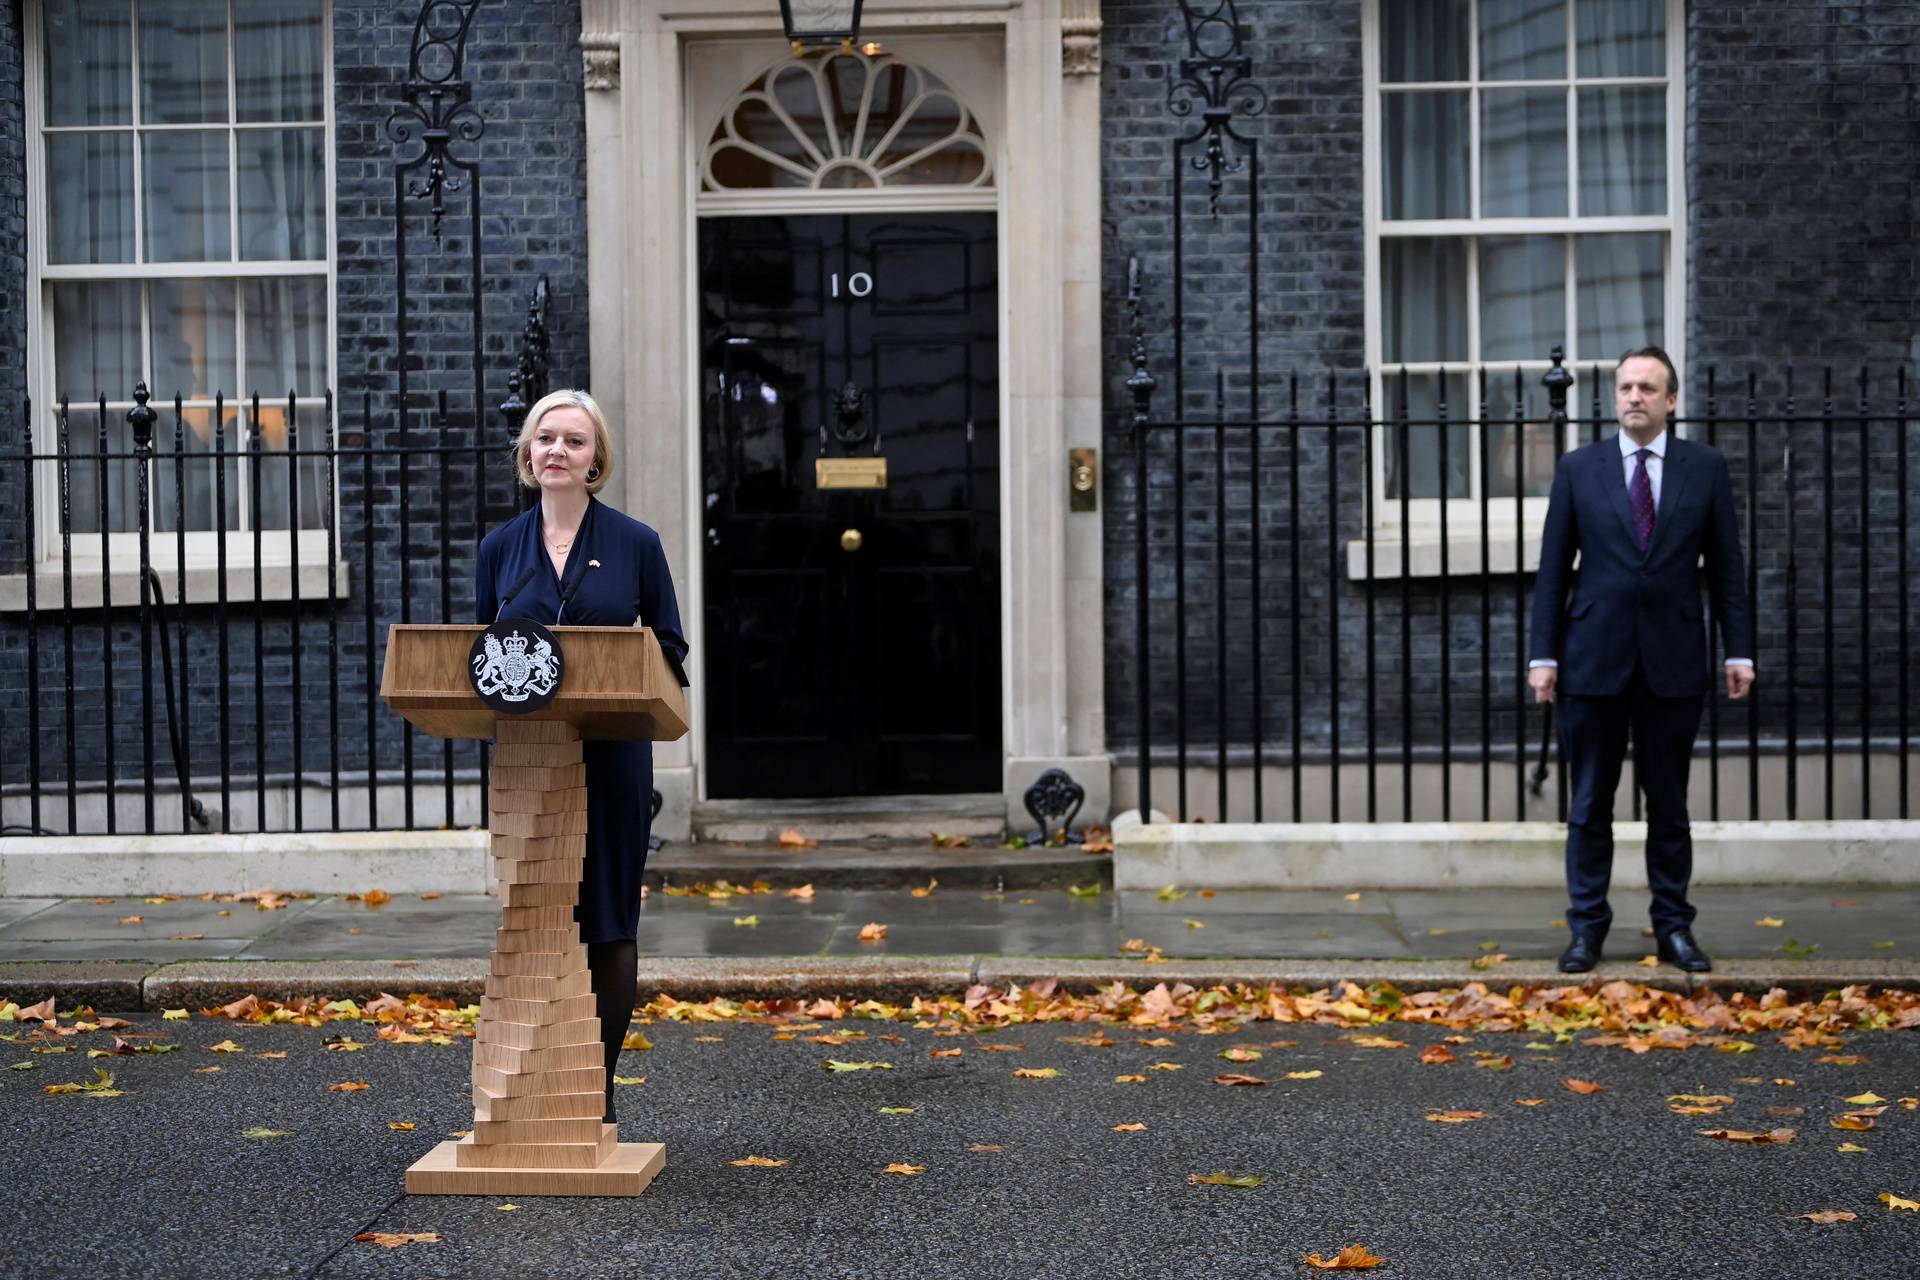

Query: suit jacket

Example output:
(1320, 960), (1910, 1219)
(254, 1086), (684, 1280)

(1529, 435), (1753, 699)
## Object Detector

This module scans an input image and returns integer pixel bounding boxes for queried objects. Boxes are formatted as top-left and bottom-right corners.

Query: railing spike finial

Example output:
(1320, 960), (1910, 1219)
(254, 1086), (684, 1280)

(1543, 345), (1573, 428)
(1125, 257), (1157, 432)
(127, 380), (157, 451)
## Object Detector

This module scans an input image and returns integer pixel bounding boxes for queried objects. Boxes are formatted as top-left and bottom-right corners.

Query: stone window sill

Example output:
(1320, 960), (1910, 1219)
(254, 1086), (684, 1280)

(1345, 530), (1545, 580)
(0, 548), (351, 612)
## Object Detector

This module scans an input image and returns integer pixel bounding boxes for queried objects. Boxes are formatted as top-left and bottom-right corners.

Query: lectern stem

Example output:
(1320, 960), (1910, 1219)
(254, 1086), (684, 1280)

(404, 718), (665, 1195)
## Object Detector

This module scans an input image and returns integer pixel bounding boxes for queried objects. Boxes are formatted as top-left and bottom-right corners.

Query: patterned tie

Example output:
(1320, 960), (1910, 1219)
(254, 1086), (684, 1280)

(1630, 447), (1656, 551)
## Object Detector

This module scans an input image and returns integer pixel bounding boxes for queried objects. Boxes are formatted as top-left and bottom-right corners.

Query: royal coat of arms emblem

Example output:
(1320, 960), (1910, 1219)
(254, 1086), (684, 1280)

(469, 620), (564, 713)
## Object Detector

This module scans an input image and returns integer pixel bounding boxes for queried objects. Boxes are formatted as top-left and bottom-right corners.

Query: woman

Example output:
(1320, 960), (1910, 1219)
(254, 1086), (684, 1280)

(474, 388), (687, 1129)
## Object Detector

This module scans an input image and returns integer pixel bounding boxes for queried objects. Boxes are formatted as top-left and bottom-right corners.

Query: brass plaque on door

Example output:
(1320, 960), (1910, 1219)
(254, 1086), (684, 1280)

(816, 457), (888, 489)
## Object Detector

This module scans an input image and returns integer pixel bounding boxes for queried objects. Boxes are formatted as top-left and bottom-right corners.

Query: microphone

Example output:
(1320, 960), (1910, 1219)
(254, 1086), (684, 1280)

(555, 562), (595, 625)
(494, 566), (537, 622)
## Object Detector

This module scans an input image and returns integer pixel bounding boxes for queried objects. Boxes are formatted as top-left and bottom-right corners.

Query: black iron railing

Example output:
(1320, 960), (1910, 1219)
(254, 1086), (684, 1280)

(1118, 278), (1915, 824)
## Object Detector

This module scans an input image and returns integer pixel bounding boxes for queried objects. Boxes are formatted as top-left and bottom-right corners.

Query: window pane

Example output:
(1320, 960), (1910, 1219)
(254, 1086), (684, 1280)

(1382, 238), (1468, 364)
(138, 0), (228, 125)
(47, 132), (134, 263)
(143, 129), (232, 261)
(237, 127), (325, 259)
(1480, 236), (1565, 362)
(1485, 375), (1557, 497)
(1481, 89), (1568, 217)
(1383, 91), (1468, 219)
(44, 0), (132, 126)
(1576, 232), (1664, 356)
(52, 280), (141, 398)
(61, 407), (141, 533)
(244, 276), (328, 395)
(246, 404), (328, 531)
(1578, 86), (1665, 215)
(151, 278), (237, 400)
(1480, 0), (1565, 81)
(1382, 372), (1471, 500)
(1380, 0), (1468, 83)
(235, 0), (326, 122)
(154, 404), (241, 533)
(1577, 0), (1664, 77)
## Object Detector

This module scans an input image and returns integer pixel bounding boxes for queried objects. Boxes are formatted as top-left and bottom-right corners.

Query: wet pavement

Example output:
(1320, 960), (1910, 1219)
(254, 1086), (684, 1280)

(5, 1008), (1917, 1279)
(0, 883), (1912, 964)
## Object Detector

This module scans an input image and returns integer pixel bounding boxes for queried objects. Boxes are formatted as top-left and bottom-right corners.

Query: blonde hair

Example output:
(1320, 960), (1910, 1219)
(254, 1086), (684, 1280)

(515, 388), (614, 495)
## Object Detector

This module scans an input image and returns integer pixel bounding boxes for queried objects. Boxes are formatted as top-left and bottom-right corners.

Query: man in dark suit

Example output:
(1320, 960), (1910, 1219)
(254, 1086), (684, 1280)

(1528, 346), (1755, 975)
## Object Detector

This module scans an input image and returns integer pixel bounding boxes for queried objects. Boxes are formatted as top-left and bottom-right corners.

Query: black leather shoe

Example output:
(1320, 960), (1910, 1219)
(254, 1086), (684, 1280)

(1658, 929), (1713, 973)
(1558, 934), (1603, 973)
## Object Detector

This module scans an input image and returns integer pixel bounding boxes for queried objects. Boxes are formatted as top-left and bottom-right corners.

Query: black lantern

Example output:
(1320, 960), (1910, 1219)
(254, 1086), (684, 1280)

(780, 0), (863, 48)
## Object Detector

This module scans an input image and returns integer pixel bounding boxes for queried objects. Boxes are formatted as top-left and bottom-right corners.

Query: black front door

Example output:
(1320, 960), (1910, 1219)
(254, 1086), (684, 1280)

(699, 213), (1001, 798)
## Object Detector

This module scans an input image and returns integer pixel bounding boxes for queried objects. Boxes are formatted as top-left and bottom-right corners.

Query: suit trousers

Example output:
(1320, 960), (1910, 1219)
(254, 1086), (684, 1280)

(1557, 663), (1706, 942)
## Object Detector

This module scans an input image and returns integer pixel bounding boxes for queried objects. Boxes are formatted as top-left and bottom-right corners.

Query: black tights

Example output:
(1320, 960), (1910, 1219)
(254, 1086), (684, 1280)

(586, 939), (637, 1124)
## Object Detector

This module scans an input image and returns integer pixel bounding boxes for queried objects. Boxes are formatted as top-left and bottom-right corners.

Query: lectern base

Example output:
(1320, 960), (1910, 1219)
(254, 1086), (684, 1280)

(405, 1139), (667, 1197)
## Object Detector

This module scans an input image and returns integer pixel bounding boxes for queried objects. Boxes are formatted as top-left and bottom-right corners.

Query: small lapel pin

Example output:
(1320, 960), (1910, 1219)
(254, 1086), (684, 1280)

(588, 559), (601, 568)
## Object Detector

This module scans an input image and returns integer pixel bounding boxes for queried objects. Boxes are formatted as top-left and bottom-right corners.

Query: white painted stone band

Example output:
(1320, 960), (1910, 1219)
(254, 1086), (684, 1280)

(1113, 820), (1920, 891)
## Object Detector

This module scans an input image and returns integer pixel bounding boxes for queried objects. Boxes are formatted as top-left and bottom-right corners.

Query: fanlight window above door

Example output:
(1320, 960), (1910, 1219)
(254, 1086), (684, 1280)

(701, 50), (992, 193)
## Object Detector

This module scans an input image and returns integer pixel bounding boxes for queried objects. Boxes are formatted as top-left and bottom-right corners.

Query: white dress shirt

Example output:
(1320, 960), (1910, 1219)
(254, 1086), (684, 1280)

(1531, 431), (1752, 671)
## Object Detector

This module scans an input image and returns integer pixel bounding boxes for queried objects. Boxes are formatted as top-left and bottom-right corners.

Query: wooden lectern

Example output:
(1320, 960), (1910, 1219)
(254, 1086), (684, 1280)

(379, 624), (688, 1196)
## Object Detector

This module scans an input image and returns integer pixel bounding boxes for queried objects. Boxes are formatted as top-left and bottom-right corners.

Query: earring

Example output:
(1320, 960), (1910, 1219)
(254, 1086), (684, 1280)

(586, 467), (600, 482)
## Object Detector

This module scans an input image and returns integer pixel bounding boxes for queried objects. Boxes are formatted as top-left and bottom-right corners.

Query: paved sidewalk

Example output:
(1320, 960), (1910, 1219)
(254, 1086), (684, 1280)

(1, 884), (1915, 1009)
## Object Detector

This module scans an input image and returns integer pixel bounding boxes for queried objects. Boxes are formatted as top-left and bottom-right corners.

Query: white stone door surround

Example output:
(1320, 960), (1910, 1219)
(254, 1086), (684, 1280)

(579, 0), (1107, 837)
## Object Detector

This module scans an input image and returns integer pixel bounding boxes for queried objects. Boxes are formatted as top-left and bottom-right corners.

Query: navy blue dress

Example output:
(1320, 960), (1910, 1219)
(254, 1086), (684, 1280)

(475, 497), (688, 944)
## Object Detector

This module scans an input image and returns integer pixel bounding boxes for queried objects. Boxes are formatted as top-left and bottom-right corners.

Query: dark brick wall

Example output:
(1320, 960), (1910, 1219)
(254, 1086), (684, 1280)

(1687, 3), (1919, 375)
(1099, 0), (1920, 810)
(0, 3), (591, 823)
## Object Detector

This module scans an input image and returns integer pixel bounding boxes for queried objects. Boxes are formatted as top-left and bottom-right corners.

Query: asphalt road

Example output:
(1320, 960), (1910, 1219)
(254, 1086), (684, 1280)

(6, 1011), (1917, 1279)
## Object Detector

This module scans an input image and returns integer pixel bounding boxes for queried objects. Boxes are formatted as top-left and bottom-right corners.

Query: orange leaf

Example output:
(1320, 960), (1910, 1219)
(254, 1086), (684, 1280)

(730, 1155), (786, 1167)
(1831, 1114), (1877, 1132)
(1425, 1110), (1489, 1123)
(1697, 1128), (1796, 1144)
(1419, 1044), (1456, 1065)
(1670, 1105), (1724, 1115)
(882, 1163), (926, 1176)
(116, 916), (144, 925)
(778, 829), (819, 849)
(1213, 1073), (1267, 1086)
(355, 1233), (440, 1249)
(1515, 1099), (1546, 1107)
(785, 884), (815, 900)
(328, 1081), (371, 1092)
(929, 1048), (964, 1059)
(362, 889), (391, 908)
(1562, 1077), (1608, 1094)
(909, 878), (939, 898)
(966, 1144), (1004, 1153)
(1114, 1074), (1147, 1083)
(1302, 1244), (1387, 1270)
(1800, 1211), (1857, 1224)
(1111, 1122), (1148, 1132)
(978, 1044), (1026, 1053)
(857, 922), (888, 942)
(1817, 1055), (1868, 1066)
(388, 1122), (415, 1131)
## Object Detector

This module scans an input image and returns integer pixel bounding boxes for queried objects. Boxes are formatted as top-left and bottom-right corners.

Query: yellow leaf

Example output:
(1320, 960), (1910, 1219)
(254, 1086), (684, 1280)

(910, 878), (939, 898)
(1220, 1048), (1262, 1062)
(1112, 1122), (1148, 1132)
(1189, 1171), (1265, 1188)
(1120, 938), (1147, 952)
(1755, 916), (1785, 927)
(207, 1040), (243, 1054)
(240, 1126), (290, 1138)
(1878, 1192), (1919, 1212)
(1286, 1070), (1325, 1080)
(1470, 953), (1509, 971)
(1697, 1128), (1796, 1144)
(496, 1204), (520, 1211)
(1845, 1092), (1887, 1105)
(1343, 892), (1362, 902)
(1832, 1114), (1877, 1132)
(1114, 1074), (1146, 1083)
(116, 916), (143, 925)
(730, 1155), (787, 1167)
(1515, 1098), (1546, 1106)
(193, 1066), (221, 1074)
(1348, 1036), (1408, 1049)
(732, 915), (759, 927)
(623, 1030), (652, 1051)
(858, 922), (889, 941)
(1669, 1094), (1735, 1105)
(1425, 1111), (1488, 1123)
(1067, 883), (1103, 898)
(1837, 1143), (1869, 1153)
(612, 1075), (646, 1085)
(1149, 1062), (1183, 1072)
(966, 1144), (1004, 1153)
(694, 1036), (724, 1043)
(388, 1122), (415, 1131)
(878, 1107), (916, 1115)
(1013, 1067), (1060, 1079)
(882, 1163), (926, 1176)
(328, 1081), (370, 1092)
(1637, 955), (1660, 967)
(161, 1009), (188, 1021)
(1302, 1244), (1386, 1271)
(1156, 884), (1186, 901)
(1138, 1037), (1174, 1048)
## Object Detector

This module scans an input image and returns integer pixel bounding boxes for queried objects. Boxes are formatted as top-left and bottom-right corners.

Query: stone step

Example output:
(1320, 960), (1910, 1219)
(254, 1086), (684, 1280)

(642, 839), (1110, 891)
(690, 792), (1009, 845)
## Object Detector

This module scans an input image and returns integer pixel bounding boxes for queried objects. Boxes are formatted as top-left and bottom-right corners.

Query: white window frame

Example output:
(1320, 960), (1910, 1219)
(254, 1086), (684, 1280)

(1358, 0), (1686, 576)
(10, 0), (343, 610)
